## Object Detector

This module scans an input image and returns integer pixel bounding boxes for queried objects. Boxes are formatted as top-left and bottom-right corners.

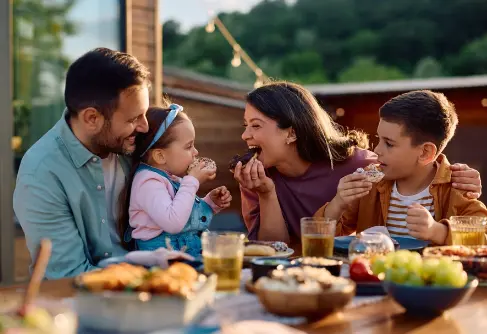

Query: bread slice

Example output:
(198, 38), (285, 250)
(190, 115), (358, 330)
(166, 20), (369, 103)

(244, 244), (276, 256)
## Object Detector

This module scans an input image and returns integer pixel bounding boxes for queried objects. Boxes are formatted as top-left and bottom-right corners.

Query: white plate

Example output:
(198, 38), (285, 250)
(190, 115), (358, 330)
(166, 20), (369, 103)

(244, 248), (294, 262)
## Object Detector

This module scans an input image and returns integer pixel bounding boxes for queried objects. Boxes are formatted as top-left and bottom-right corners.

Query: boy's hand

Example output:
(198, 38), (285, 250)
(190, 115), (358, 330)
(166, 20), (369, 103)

(209, 186), (232, 209)
(334, 173), (373, 209)
(406, 203), (447, 244)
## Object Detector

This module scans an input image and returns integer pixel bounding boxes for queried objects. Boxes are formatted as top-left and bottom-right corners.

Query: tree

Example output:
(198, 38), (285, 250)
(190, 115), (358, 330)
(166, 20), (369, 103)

(413, 57), (444, 78)
(338, 57), (405, 83)
(449, 34), (487, 76)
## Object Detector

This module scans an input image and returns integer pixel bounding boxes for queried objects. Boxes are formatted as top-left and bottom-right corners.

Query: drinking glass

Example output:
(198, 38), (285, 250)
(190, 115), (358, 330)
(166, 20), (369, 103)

(201, 232), (245, 292)
(300, 217), (337, 257)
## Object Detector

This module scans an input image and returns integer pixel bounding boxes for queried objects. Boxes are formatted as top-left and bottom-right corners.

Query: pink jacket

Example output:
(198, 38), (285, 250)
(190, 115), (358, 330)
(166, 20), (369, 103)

(129, 169), (221, 240)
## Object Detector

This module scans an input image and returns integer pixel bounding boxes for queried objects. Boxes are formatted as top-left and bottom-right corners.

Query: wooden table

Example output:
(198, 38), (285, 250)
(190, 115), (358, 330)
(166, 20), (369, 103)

(1, 279), (485, 333)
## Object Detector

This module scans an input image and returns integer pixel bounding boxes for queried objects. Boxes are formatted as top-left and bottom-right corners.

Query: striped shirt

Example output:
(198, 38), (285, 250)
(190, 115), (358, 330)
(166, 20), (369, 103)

(386, 182), (435, 238)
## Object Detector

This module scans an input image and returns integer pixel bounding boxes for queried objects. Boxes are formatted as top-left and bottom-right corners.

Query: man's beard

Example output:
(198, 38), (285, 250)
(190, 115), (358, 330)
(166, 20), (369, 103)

(92, 120), (136, 156)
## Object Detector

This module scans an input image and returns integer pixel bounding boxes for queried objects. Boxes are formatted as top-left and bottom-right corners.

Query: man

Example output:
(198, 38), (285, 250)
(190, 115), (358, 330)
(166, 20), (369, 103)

(14, 48), (150, 279)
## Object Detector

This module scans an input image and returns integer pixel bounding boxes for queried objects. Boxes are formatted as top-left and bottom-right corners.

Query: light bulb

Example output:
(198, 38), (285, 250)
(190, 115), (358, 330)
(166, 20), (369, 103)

(231, 52), (241, 67)
(205, 21), (215, 33)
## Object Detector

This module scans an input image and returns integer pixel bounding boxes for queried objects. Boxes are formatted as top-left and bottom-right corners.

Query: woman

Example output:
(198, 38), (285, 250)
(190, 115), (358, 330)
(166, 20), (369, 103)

(234, 81), (482, 245)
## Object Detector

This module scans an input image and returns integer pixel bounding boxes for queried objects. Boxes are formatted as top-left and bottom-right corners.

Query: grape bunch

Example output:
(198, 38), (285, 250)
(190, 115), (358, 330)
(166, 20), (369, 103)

(370, 250), (468, 288)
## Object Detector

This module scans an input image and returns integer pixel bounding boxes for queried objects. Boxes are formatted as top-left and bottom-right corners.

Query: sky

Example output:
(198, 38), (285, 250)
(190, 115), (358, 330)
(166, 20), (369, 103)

(161, 0), (290, 32)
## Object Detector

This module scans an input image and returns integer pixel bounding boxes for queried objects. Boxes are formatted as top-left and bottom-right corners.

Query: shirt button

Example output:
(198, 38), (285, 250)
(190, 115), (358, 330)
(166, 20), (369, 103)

(92, 157), (98, 162)
(201, 216), (207, 222)
(97, 185), (102, 190)
(101, 219), (106, 224)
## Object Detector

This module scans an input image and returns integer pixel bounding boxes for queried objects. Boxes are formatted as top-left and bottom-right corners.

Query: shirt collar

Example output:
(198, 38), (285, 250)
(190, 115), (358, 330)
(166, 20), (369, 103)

(55, 109), (96, 168)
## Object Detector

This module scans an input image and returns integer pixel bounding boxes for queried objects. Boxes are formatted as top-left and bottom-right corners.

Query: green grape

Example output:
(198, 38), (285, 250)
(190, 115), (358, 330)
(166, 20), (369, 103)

(436, 257), (454, 272)
(451, 270), (468, 288)
(421, 258), (439, 282)
(451, 261), (464, 274)
(392, 250), (410, 268)
(433, 267), (451, 286)
(371, 256), (387, 276)
(385, 252), (396, 267)
(391, 267), (409, 284)
(384, 267), (395, 281)
(406, 252), (423, 274)
(405, 272), (425, 287)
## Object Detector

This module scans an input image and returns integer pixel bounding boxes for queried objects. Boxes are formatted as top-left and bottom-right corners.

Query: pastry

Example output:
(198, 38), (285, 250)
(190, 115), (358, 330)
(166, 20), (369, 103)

(244, 244), (276, 256)
(246, 241), (288, 253)
(228, 147), (261, 172)
(187, 157), (216, 172)
(354, 164), (385, 183)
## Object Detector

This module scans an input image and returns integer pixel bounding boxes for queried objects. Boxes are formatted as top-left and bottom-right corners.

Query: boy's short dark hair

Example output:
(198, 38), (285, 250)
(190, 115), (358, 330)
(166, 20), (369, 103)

(379, 90), (458, 154)
(64, 47), (150, 119)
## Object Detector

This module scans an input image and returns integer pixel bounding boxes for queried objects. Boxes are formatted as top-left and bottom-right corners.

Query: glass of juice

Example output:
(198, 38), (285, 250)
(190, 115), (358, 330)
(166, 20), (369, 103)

(450, 216), (487, 246)
(201, 231), (245, 292)
(300, 217), (337, 257)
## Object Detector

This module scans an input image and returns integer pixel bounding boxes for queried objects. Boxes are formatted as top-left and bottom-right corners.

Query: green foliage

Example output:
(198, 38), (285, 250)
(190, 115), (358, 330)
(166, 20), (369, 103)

(338, 57), (405, 83)
(162, 0), (487, 84)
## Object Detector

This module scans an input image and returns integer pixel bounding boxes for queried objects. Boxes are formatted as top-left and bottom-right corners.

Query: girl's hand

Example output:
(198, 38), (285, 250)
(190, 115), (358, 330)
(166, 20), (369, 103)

(209, 186), (232, 209)
(188, 161), (216, 185)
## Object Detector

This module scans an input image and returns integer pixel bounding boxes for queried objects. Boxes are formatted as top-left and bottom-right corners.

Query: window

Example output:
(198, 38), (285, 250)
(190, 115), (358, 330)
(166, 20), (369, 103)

(9, 0), (124, 283)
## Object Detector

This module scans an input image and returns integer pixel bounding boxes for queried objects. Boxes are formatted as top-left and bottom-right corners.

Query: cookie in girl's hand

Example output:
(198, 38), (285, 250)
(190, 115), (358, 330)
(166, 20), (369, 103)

(354, 164), (385, 183)
(187, 157), (217, 173)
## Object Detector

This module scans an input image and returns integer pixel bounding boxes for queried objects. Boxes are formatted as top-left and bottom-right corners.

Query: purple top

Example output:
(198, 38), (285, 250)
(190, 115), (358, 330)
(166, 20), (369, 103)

(241, 148), (377, 242)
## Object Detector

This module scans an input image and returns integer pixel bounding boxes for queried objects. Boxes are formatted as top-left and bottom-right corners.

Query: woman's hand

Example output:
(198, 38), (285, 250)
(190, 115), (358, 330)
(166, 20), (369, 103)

(450, 163), (482, 199)
(233, 158), (275, 195)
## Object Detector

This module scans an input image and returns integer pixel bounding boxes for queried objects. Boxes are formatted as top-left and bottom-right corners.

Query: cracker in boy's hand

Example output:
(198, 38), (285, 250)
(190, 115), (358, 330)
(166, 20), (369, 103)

(354, 164), (385, 183)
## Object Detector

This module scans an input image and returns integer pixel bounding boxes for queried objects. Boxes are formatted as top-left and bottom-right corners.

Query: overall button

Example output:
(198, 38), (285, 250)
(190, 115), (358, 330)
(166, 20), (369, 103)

(201, 216), (207, 222)
(104, 252), (109, 257)
(92, 157), (98, 162)
(97, 185), (103, 190)
(101, 219), (106, 224)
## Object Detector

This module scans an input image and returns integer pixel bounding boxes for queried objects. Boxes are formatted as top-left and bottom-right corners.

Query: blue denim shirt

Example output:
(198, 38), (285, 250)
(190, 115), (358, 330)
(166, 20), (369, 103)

(13, 112), (130, 279)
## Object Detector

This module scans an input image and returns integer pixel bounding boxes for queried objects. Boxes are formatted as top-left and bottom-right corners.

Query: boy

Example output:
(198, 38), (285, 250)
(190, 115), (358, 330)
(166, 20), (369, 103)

(315, 90), (487, 245)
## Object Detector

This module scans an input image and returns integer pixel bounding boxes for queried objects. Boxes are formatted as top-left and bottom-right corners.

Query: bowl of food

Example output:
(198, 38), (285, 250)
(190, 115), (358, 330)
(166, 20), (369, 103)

(73, 262), (216, 332)
(255, 266), (356, 319)
(290, 257), (343, 276)
(0, 298), (77, 334)
(380, 250), (478, 314)
(250, 258), (295, 283)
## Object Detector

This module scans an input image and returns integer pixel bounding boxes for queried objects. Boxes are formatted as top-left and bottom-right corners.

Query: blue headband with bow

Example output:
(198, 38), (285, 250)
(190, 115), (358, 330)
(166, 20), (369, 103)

(140, 103), (183, 157)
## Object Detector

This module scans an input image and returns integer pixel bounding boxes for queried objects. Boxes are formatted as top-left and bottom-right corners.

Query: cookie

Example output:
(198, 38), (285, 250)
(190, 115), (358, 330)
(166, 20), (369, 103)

(244, 244), (276, 256)
(354, 164), (385, 183)
(187, 157), (216, 173)
(228, 147), (261, 172)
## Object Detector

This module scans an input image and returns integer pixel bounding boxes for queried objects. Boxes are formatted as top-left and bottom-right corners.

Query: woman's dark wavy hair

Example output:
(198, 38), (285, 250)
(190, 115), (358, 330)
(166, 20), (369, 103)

(117, 102), (189, 249)
(246, 81), (369, 167)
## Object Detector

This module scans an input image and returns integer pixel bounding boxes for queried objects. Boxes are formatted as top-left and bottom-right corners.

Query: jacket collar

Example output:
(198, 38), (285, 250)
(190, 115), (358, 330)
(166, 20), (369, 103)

(376, 154), (451, 193)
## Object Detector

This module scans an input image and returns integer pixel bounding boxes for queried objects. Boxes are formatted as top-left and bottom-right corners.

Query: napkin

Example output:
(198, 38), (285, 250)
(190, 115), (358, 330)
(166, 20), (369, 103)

(362, 226), (390, 237)
(124, 247), (195, 268)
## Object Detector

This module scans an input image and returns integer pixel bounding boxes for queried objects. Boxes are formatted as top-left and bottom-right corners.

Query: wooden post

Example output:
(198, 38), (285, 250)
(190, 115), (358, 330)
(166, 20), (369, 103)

(0, 0), (14, 285)
(125, 0), (162, 105)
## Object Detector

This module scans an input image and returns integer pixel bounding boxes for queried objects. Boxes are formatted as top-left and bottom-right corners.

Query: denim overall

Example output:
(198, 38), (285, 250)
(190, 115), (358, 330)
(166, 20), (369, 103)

(126, 164), (213, 258)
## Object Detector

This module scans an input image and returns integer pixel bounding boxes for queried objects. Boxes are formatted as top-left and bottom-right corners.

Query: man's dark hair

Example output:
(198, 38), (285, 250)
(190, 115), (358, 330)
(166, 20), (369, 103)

(64, 47), (150, 119)
(379, 90), (458, 154)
